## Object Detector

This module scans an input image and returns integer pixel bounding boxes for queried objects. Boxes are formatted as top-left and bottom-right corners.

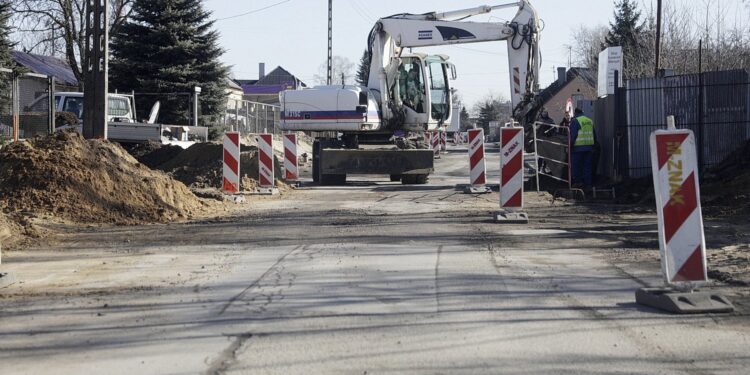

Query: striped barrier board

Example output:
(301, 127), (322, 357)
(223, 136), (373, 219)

(431, 131), (440, 159)
(500, 127), (524, 209)
(467, 129), (487, 188)
(258, 134), (275, 188)
(440, 131), (447, 152)
(650, 128), (707, 285)
(283, 134), (298, 182)
(424, 132), (432, 149)
(222, 131), (241, 193)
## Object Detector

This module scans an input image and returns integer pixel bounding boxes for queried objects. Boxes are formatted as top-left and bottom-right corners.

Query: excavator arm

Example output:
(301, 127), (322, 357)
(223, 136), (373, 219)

(367, 1), (540, 124)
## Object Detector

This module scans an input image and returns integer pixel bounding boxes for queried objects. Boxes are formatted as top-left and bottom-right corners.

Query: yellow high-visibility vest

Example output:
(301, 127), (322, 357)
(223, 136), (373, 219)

(574, 116), (594, 147)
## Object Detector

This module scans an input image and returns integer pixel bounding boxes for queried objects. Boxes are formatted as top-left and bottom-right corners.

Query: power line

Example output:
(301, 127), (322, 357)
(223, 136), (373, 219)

(215, 0), (293, 21)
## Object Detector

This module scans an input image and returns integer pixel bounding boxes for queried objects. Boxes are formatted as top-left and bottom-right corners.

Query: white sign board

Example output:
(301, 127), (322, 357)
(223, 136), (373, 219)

(598, 46), (623, 97)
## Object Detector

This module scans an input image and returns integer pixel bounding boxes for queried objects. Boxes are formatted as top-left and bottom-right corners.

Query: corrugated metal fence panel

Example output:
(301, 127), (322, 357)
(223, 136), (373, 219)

(701, 70), (749, 166)
(623, 70), (750, 178)
(626, 78), (665, 178)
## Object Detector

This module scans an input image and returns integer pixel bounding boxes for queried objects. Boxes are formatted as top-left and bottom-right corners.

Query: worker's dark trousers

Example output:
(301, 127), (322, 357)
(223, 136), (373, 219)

(572, 150), (593, 187)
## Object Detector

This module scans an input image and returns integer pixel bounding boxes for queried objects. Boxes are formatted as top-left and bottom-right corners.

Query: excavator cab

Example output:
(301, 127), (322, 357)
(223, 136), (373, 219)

(393, 53), (455, 132)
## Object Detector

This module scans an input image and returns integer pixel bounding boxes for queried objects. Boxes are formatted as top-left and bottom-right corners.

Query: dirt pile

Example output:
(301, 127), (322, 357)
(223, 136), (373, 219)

(125, 141), (184, 169)
(701, 140), (750, 217)
(153, 142), (283, 189)
(615, 140), (750, 216)
(0, 131), (204, 225)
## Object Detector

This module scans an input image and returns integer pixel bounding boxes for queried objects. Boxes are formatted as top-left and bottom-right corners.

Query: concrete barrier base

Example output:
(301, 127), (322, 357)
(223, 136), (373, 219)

(635, 287), (735, 314)
(494, 211), (529, 224)
(256, 187), (280, 196)
(463, 186), (491, 194)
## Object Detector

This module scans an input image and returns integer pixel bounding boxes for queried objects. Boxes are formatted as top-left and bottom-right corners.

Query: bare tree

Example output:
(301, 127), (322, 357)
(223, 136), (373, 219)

(313, 55), (355, 86)
(568, 25), (609, 70)
(11, 0), (133, 88)
(570, 0), (750, 78)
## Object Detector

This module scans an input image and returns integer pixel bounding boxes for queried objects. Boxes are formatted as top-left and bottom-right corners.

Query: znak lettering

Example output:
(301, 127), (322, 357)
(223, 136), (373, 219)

(665, 141), (684, 206)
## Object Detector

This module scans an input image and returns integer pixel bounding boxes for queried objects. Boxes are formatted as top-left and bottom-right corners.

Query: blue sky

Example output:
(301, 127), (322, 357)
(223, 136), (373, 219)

(205, 0), (618, 109)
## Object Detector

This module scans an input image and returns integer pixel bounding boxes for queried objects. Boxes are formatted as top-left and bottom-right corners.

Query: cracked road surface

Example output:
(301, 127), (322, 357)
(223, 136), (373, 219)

(1, 146), (749, 374)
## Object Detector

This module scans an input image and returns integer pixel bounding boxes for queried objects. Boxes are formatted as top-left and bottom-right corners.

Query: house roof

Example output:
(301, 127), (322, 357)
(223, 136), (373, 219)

(535, 67), (596, 106)
(225, 77), (243, 91)
(12, 50), (79, 87)
(238, 66), (307, 95)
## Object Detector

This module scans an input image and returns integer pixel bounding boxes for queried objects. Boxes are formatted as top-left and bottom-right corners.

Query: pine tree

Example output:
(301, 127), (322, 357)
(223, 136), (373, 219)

(355, 50), (370, 86)
(603, 0), (652, 78)
(110, 0), (229, 126)
(0, 1), (13, 69)
(459, 107), (470, 131)
(0, 1), (15, 114)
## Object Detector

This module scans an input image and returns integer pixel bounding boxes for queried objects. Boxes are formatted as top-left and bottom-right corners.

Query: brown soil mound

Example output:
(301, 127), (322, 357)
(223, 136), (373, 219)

(155, 142), (283, 189)
(615, 140), (750, 217)
(701, 140), (750, 216)
(125, 141), (185, 169)
(0, 131), (204, 225)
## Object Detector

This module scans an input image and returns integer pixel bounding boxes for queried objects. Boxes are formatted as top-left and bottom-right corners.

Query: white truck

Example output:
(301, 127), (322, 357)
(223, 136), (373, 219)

(27, 92), (205, 145)
(280, 1), (540, 184)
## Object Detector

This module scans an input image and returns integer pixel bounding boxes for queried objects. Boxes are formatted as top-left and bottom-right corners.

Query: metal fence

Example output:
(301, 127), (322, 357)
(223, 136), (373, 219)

(622, 70), (750, 178)
(0, 68), (55, 142)
(533, 122), (571, 190)
(224, 99), (281, 135)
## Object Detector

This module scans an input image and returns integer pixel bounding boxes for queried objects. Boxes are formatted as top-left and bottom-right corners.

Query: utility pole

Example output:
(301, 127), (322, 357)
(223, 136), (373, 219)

(83, 0), (109, 139)
(327, 0), (333, 86)
(654, 0), (662, 77)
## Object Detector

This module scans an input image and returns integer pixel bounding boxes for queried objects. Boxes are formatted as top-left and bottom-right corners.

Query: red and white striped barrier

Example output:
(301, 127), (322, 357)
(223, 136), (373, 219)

(440, 131), (447, 152)
(431, 131), (440, 159)
(283, 133), (298, 182)
(258, 134), (274, 188)
(468, 128), (486, 188)
(222, 131), (241, 193)
(424, 132), (432, 149)
(500, 127), (524, 209)
(650, 124), (707, 285)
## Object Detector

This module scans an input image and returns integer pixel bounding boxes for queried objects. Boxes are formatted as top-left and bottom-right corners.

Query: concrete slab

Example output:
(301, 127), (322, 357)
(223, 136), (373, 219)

(463, 186), (492, 194)
(255, 187), (279, 196)
(494, 211), (529, 224)
(0, 272), (16, 288)
(635, 287), (735, 314)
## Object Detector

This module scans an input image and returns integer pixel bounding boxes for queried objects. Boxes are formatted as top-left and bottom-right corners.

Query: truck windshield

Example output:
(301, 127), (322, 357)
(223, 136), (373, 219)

(62, 96), (131, 120)
(428, 62), (450, 123)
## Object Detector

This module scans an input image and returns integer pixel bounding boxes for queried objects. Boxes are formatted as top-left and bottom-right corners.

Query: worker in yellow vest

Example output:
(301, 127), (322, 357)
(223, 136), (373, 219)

(570, 108), (595, 188)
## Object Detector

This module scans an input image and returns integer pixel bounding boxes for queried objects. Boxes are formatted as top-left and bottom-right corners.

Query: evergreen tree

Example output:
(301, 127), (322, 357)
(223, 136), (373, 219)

(603, 0), (652, 78)
(0, 1), (13, 69)
(477, 102), (499, 134)
(0, 1), (15, 114)
(110, 0), (229, 126)
(459, 107), (470, 131)
(355, 50), (370, 86)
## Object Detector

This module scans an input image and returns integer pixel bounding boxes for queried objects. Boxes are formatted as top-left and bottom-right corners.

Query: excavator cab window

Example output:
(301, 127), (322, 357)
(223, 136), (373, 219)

(428, 61), (450, 123)
(397, 58), (426, 113)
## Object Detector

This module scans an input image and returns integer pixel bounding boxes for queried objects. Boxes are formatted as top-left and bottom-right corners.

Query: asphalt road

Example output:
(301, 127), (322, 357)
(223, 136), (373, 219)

(1, 144), (748, 374)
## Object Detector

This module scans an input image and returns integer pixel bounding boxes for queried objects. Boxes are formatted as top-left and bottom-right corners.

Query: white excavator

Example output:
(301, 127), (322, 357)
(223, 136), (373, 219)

(280, 1), (541, 184)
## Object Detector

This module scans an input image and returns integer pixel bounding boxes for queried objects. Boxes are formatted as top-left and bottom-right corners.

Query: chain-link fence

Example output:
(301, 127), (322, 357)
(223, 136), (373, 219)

(0, 69), (55, 142)
(18, 73), (54, 139)
(224, 99), (281, 135)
